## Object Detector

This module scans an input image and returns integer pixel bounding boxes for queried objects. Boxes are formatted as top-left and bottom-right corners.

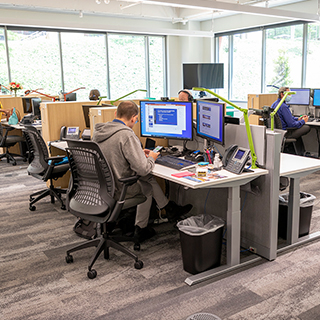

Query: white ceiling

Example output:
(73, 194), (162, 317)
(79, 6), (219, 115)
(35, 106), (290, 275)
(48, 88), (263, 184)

(0, 0), (318, 25)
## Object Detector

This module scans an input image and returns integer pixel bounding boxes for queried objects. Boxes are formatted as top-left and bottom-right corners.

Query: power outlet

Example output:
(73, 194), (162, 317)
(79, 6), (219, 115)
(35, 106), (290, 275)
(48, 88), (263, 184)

(249, 246), (257, 253)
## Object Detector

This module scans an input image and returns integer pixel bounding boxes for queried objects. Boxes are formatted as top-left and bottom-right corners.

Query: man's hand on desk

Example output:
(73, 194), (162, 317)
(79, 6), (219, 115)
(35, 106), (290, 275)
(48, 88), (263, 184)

(144, 149), (159, 161)
(299, 115), (308, 122)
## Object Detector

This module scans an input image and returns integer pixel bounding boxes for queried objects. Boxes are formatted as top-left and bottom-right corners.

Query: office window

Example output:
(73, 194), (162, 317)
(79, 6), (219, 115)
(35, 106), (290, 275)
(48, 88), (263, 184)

(232, 31), (262, 101)
(7, 29), (61, 96)
(61, 32), (107, 101)
(265, 25), (303, 92)
(108, 34), (146, 100)
(217, 36), (229, 99)
(149, 36), (165, 99)
(0, 28), (9, 93)
(306, 23), (320, 88)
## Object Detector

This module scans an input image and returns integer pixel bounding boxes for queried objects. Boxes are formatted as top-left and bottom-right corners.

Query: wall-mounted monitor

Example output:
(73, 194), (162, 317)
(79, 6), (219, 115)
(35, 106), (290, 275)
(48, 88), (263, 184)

(140, 100), (193, 140)
(313, 89), (320, 107)
(196, 100), (225, 145)
(287, 88), (310, 105)
(183, 63), (224, 90)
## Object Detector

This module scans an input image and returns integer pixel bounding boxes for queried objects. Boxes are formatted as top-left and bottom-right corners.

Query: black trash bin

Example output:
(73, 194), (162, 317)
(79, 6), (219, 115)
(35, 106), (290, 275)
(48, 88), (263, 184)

(278, 192), (315, 239)
(177, 214), (225, 275)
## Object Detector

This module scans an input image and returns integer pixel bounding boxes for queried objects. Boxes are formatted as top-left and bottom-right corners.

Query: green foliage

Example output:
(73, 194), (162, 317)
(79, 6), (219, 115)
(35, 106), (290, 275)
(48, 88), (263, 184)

(271, 49), (293, 88)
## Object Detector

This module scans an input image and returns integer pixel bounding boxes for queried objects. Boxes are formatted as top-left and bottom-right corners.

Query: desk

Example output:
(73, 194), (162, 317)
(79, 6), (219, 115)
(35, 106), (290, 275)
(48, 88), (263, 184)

(280, 153), (320, 247)
(152, 163), (268, 285)
(51, 140), (268, 284)
(306, 120), (320, 157)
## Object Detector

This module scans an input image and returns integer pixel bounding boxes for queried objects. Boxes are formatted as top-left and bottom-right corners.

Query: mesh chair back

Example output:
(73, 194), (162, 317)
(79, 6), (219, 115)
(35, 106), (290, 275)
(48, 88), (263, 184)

(274, 113), (283, 129)
(66, 140), (116, 218)
(23, 126), (49, 175)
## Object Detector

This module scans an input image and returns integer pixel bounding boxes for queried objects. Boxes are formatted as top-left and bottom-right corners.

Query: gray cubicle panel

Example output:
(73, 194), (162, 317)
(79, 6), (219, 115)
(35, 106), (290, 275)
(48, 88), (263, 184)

(224, 123), (266, 167)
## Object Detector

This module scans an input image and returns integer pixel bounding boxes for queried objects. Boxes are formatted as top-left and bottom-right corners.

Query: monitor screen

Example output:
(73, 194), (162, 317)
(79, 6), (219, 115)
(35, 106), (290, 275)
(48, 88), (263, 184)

(31, 98), (42, 118)
(183, 63), (224, 89)
(65, 92), (77, 101)
(287, 88), (310, 105)
(140, 101), (193, 140)
(196, 100), (225, 145)
(22, 98), (32, 113)
(313, 89), (320, 107)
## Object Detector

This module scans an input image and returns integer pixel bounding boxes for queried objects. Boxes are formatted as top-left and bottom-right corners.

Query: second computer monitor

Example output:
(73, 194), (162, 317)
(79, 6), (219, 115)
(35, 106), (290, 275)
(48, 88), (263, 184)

(140, 100), (193, 140)
(31, 98), (42, 119)
(313, 89), (320, 107)
(287, 88), (310, 105)
(196, 100), (225, 145)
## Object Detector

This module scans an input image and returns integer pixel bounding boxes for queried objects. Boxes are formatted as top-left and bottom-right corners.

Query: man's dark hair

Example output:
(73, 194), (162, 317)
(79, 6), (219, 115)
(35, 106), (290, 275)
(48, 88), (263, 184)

(278, 86), (289, 99)
(116, 100), (139, 120)
(89, 89), (101, 101)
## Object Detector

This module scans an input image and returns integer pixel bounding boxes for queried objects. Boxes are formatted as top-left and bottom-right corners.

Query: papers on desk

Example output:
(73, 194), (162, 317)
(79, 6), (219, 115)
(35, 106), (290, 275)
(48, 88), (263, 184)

(172, 170), (227, 183)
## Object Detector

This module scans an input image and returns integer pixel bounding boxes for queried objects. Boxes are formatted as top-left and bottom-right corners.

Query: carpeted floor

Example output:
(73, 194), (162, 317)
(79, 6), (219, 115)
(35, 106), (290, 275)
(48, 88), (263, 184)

(1, 159), (320, 320)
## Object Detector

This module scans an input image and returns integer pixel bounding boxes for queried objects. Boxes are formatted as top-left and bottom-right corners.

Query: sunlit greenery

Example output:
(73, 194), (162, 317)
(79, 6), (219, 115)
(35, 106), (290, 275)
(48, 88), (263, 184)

(0, 28), (165, 101)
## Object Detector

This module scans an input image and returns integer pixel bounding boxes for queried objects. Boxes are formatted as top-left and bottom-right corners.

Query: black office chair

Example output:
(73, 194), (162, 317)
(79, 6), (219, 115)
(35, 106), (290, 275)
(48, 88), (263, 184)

(0, 123), (27, 165)
(266, 113), (298, 154)
(22, 125), (69, 211)
(64, 140), (145, 279)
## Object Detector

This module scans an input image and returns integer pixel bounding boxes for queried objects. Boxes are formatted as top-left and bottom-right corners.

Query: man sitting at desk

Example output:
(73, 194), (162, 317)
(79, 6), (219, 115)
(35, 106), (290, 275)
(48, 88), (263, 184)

(271, 86), (310, 155)
(92, 100), (192, 243)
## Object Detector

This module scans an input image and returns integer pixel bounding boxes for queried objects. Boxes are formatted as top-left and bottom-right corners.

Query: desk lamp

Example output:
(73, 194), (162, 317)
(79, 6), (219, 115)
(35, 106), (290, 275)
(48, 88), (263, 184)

(25, 88), (58, 102)
(270, 91), (296, 131)
(193, 87), (259, 169)
(97, 89), (147, 105)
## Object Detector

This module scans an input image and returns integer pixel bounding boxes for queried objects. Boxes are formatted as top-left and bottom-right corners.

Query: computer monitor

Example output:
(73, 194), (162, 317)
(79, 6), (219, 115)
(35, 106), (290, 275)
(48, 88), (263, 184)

(313, 89), (320, 107)
(22, 98), (32, 114)
(196, 100), (225, 145)
(287, 88), (310, 105)
(140, 100), (193, 140)
(65, 92), (77, 101)
(31, 98), (42, 119)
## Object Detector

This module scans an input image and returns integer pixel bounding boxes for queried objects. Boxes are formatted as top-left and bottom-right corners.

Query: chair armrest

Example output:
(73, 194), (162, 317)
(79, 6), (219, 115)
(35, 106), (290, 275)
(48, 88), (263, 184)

(118, 175), (140, 186)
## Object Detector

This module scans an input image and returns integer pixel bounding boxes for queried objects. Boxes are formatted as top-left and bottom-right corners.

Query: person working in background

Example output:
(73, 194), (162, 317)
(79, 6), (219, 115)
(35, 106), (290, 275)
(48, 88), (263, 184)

(271, 86), (310, 155)
(92, 100), (192, 243)
(178, 89), (194, 102)
(89, 89), (100, 101)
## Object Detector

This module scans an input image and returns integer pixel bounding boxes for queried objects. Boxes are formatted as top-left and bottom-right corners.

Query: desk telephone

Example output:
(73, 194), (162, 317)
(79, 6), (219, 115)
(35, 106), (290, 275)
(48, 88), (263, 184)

(222, 144), (251, 174)
(60, 126), (80, 140)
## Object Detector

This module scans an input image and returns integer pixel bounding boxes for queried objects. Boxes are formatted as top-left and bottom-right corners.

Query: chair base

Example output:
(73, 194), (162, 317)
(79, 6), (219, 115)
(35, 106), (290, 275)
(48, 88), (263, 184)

(29, 185), (67, 211)
(0, 150), (27, 166)
(66, 228), (143, 279)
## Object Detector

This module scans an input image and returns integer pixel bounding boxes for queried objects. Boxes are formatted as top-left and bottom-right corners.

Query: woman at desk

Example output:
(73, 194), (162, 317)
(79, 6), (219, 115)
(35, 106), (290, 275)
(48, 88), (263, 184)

(271, 87), (310, 155)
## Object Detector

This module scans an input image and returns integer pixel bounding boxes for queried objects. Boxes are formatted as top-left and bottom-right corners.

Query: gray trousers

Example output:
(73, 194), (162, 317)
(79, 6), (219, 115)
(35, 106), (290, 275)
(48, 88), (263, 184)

(135, 174), (169, 228)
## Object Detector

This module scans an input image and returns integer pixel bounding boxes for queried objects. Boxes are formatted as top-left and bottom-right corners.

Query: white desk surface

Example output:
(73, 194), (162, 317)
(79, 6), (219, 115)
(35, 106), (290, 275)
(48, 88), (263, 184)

(1, 119), (42, 130)
(306, 120), (320, 126)
(153, 165), (268, 189)
(280, 153), (320, 177)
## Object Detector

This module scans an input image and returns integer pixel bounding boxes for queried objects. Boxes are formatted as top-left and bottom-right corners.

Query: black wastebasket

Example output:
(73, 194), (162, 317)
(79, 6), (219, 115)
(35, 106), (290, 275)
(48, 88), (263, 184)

(278, 192), (315, 239)
(177, 214), (225, 275)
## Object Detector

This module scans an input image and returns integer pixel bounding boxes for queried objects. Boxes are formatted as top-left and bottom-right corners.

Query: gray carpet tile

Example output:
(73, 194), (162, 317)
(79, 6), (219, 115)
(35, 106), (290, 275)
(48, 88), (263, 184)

(1, 160), (320, 319)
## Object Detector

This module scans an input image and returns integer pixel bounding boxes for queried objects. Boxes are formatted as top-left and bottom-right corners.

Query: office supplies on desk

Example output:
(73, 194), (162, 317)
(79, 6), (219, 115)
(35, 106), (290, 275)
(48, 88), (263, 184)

(155, 155), (196, 170)
(171, 171), (195, 178)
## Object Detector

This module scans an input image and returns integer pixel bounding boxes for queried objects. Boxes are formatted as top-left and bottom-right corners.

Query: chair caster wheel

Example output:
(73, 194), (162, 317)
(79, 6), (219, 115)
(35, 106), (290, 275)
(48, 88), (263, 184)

(134, 260), (143, 269)
(87, 269), (97, 279)
(61, 205), (66, 210)
(29, 206), (36, 211)
(65, 255), (73, 263)
(29, 196), (34, 201)
(12, 162), (17, 166)
(133, 243), (140, 251)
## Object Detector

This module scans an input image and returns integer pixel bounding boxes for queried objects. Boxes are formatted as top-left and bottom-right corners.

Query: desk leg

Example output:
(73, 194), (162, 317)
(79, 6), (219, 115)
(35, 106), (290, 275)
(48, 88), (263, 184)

(287, 177), (300, 244)
(227, 186), (241, 266)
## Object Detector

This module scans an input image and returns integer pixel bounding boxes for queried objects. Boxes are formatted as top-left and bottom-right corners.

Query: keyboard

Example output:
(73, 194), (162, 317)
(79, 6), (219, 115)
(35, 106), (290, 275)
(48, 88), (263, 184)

(155, 155), (196, 170)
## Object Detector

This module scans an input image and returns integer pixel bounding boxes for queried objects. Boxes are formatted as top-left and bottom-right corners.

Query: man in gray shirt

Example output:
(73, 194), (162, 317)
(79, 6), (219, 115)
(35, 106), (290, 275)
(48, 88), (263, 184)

(92, 100), (192, 242)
